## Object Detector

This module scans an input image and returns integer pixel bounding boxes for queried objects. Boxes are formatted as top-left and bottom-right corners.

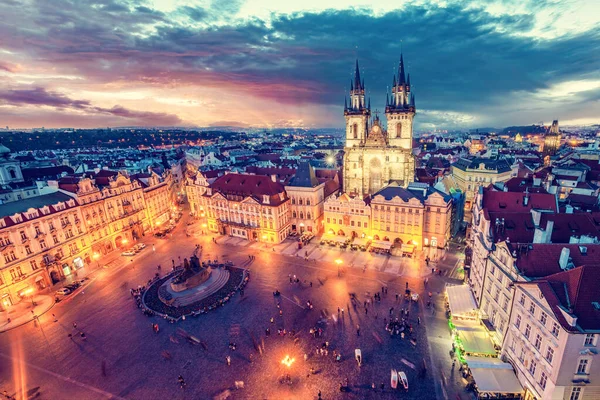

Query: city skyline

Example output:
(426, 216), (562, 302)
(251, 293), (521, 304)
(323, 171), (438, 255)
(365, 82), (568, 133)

(1, 0), (599, 130)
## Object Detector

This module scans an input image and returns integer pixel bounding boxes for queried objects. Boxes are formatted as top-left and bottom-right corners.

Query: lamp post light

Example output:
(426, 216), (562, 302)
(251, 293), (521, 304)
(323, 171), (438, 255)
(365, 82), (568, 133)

(93, 252), (100, 268)
(335, 258), (343, 277)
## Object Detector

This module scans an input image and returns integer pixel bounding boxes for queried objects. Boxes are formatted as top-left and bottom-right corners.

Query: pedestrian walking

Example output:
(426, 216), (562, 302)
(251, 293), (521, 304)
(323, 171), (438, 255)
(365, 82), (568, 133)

(356, 324), (360, 336)
(365, 307), (368, 315)
(226, 356), (231, 366)
(52, 314), (57, 322)
(73, 322), (77, 329)
(418, 316), (421, 325)
(380, 382), (385, 391)
(178, 375), (186, 388)
(310, 281), (312, 287)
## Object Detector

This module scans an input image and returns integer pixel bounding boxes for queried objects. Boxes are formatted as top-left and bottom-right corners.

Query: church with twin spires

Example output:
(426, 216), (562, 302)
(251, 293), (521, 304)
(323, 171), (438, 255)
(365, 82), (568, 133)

(343, 55), (416, 197)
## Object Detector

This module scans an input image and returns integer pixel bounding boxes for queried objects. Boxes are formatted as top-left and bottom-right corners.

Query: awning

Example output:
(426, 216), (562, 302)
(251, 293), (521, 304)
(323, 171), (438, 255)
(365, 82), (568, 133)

(321, 234), (349, 244)
(371, 240), (392, 250)
(455, 321), (497, 356)
(353, 238), (371, 247)
(401, 244), (415, 253)
(465, 356), (523, 394)
(35, 276), (44, 282)
(446, 284), (478, 317)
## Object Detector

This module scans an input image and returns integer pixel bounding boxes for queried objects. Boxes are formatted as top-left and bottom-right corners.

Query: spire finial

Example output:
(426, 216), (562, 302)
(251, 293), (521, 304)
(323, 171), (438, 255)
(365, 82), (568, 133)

(354, 59), (362, 90)
(399, 53), (406, 85)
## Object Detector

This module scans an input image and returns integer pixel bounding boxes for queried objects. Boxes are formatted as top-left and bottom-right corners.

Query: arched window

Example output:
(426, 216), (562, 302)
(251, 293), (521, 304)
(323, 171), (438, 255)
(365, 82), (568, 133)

(353, 124), (358, 139)
(306, 199), (311, 205)
(292, 211), (297, 218)
(299, 199), (303, 205)
(396, 122), (402, 138)
(307, 212), (311, 219)
(299, 212), (304, 219)
(291, 198), (295, 205)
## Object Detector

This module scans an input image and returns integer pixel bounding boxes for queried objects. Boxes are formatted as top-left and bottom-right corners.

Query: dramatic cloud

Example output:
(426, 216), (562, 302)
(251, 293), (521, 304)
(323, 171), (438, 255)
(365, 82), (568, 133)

(0, 87), (182, 126)
(0, 0), (598, 129)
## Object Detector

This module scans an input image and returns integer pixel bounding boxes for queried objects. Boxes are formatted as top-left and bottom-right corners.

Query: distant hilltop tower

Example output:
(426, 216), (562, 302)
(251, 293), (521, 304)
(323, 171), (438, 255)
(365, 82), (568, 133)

(343, 55), (416, 197)
(543, 120), (561, 157)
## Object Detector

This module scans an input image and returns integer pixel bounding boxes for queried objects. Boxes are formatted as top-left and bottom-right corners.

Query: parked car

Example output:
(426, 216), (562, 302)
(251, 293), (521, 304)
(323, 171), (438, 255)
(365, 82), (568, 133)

(121, 250), (136, 256)
(134, 243), (146, 251)
(56, 288), (71, 296)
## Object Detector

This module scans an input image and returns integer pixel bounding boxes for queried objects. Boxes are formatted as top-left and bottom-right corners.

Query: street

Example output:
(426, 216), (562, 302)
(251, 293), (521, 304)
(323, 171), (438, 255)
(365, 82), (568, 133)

(0, 218), (468, 400)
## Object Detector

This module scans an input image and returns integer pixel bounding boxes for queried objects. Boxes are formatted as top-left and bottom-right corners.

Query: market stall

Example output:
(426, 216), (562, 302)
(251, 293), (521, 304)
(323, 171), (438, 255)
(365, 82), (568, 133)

(454, 320), (497, 357)
(350, 238), (371, 251)
(464, 356), (523, 399)
(369, 240), (392, 253)
(446, 284), (478, 320)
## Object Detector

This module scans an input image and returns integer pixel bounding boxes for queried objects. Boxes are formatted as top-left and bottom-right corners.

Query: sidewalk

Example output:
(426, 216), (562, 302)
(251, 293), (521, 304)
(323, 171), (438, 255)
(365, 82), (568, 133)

(0, 294), (55, 333)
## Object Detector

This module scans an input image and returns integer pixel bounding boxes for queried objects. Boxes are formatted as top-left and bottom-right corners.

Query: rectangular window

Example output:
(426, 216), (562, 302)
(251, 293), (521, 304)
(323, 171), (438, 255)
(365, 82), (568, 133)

(570, 387), (582, 400)
(551, 323), (560, 338)
(525, 324), (531, 340)
(30, 260), (38, 270)
(529, 303), (536, 315)
(364, 223), (368, 229)
(545, 347), (554, 363)
(577, 359), (589, 374)
(515, 315), (521, 329)
(584, 334), (596, 346)
(40, 240), (46, 249)
(540, 372), (547, 390)
(25, 245), (32, 255)
(540, 312), (547, 326)
(534, 334), (542, 350)
(326, 218), (330, 223)
(529, 359), (536, 375)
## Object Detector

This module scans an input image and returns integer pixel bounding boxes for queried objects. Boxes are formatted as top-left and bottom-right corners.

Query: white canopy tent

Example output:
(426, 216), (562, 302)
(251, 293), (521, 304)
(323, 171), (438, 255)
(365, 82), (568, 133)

(454, 321), (497, 356)
(370, 240), (392, 250)
(353, 238), (370, 247)
(465, 356), (523, 396)
(446, 284), (478, 319)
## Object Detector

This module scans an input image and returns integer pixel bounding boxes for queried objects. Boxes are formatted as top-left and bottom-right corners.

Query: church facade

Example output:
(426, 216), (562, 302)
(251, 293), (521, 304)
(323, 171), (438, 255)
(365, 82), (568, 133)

(343, 56), (416, 197)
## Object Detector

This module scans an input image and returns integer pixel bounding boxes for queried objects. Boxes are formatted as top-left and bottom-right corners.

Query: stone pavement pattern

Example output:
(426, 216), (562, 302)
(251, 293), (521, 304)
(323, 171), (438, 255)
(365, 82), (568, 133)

(0, 216), (470, 400)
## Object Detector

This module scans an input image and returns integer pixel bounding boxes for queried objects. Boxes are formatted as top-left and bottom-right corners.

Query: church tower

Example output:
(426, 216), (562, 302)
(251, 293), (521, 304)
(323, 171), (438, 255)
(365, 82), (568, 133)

(385, 54), (415, 150)
(543, 120), (561, 157)
(344, 60), (370, 148)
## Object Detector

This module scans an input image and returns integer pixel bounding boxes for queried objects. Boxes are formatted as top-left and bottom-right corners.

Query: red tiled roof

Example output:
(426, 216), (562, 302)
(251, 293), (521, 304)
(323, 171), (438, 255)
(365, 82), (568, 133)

(531, 265), (600, 331)
(488, 212), (600, 244)
(208, 173), (288, 206)
(514, 243), (600, 278)
(482, 189), (557, 212)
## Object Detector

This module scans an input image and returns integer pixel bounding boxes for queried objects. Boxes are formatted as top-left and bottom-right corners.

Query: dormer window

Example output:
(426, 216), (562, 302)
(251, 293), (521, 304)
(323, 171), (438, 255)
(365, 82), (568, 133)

(263, 195), (270, 204)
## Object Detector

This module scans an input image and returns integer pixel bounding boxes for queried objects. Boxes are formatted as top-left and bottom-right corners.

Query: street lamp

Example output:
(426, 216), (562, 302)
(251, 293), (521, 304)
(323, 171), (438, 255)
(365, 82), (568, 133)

(335, 258), (343, 277)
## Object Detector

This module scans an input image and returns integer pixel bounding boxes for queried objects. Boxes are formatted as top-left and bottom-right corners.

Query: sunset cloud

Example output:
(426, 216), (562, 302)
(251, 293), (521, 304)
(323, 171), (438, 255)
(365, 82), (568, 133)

(0, 0), (598, 129)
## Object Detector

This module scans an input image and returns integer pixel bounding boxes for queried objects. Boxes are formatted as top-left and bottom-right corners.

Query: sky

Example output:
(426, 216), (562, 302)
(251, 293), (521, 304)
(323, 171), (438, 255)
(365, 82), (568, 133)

(0, 0), (599, 130)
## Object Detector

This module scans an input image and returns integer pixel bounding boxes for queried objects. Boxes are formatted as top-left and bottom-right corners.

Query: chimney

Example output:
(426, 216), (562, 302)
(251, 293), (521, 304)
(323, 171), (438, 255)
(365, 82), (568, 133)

(545, 220), (554, 243)
(531, 209), (541, 227)
(558, 247), (571, 270)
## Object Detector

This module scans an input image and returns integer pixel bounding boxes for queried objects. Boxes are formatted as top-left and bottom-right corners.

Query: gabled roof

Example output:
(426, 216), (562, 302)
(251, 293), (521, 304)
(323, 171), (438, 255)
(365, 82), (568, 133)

(514, 243), (600, 278)
(209, 173), (287, 206)
(531, 265), (600, 331)
(482, 190), (557, 212)
(288, 162), (319, 188)
(0, 192), (76, 218)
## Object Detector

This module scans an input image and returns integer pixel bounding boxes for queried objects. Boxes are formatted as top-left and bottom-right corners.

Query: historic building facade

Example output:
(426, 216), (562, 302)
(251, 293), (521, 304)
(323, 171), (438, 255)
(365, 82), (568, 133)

(285, 162), (326, 234)
(0, 192), (90, 310)
(343, 57), (416, 197)
(199, 173), (292, 244)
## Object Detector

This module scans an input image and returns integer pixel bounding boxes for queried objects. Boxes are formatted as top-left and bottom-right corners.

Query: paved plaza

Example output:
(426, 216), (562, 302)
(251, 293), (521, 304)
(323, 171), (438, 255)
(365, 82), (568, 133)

(0, 216), (468, 400)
